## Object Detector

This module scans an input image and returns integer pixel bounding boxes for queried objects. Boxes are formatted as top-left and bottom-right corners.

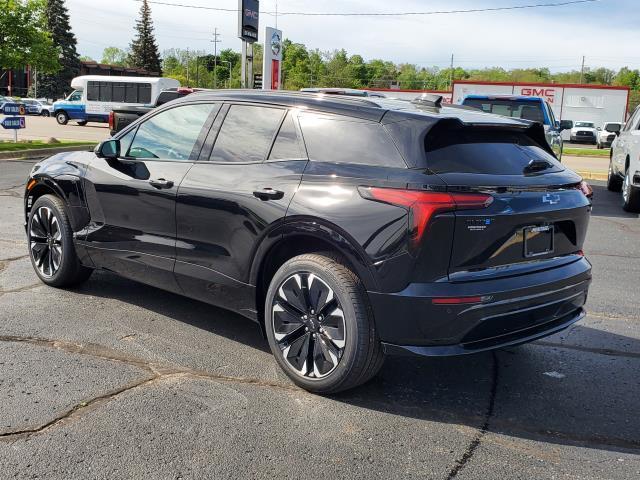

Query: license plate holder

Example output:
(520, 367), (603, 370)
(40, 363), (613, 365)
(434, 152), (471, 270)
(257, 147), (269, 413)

(524, 225), (554, 258)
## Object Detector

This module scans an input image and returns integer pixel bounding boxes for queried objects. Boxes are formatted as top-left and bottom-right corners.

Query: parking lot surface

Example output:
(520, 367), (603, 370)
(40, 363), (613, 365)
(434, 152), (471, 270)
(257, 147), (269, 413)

(0, 116), (109, 143)
(0, 159), (639, 479)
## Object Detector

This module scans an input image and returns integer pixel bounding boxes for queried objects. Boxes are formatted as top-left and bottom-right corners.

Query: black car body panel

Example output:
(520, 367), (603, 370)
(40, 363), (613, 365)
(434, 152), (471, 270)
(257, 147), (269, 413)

(24, 91), (592, 357)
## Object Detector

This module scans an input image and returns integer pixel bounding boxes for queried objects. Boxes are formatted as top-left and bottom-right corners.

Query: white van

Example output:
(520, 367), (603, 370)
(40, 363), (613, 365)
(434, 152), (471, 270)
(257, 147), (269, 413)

(52, 75), (180, 126)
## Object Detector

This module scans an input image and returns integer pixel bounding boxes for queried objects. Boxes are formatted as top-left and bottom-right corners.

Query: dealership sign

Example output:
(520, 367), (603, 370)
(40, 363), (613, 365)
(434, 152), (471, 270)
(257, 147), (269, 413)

(1, 103), (25, 115)
(1, 116), (26, 130)
(262, 27), (282, 90)
(517, 86), (558, 104)
(238, 0), (259, 43)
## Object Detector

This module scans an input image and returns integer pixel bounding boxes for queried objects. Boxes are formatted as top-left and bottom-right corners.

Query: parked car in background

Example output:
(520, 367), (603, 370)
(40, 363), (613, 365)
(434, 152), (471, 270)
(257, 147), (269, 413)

(461, 95), (571, 159)
(23, 90), (592, 393)
(21, 99), (54, 116)
(609, 106), (640, 211)
(109, 87), (196, 136)
(53, 75), (180, 126)
(596, 122), (622, 149)
(570, 121), (598, 144)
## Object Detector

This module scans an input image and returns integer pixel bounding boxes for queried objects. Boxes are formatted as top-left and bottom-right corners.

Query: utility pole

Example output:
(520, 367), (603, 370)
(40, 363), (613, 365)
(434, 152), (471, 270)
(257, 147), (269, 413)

(579, 55), (586, 84)
(449, 54), (454, 90)
(212, 28), (222, 89)
(186, 48), (190, 85)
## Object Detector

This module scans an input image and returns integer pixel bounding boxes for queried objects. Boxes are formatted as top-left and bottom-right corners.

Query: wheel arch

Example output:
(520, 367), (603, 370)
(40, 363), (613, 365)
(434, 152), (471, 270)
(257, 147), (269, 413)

(25, 177), (85, 232)
(251, 219), (379, 328)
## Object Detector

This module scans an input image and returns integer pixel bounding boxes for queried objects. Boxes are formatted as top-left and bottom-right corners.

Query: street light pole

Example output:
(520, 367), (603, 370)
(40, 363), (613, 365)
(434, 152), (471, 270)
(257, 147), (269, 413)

(212, 28), (222, 89)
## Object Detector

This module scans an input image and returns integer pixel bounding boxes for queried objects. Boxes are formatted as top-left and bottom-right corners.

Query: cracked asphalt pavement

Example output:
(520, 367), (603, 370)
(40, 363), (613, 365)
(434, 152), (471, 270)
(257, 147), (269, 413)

(1, 159), (639, 479)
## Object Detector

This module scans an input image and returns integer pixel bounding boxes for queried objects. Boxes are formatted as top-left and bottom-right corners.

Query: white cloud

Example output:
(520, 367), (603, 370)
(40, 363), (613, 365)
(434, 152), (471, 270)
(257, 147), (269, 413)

(69, 0), (640, 71)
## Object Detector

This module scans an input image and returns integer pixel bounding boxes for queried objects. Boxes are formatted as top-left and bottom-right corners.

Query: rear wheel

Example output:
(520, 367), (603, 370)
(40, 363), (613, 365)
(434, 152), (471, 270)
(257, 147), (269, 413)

(41, 110), (50, 117)
(55, 111), (69, 125)
(622, 168), (640, 213)
(265, 253), (384, 394)
(77, 120), (88, 126)
(607, 158), (622, 192)
(28, 195), (92, 287)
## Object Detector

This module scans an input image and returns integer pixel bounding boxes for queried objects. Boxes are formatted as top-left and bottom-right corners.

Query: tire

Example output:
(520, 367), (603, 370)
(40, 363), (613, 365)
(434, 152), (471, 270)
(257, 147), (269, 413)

(622, 168), (640, 213)
(596, 142), (602, 149)
(41, 110), (50, 117)
(265, 253), (384, 394)
(77, 120), (88, 126)
(607, 158), (622, 192)
(27, 195), (92, 287)
(56, 111), (69, 125)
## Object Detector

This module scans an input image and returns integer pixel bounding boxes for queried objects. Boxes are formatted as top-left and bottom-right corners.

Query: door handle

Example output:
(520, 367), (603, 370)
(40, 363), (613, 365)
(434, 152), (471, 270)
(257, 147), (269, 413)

(253, 188), (284, 201)
(149, 178), (174, 189)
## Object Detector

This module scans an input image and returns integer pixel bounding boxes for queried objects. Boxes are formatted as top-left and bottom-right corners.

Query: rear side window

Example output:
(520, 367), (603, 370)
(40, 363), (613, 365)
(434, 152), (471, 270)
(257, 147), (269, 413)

(298, 113), (405, 167)
(425, 127), (563, 175)
(268, 112), (304, 160)
(210, 105), (284, 163)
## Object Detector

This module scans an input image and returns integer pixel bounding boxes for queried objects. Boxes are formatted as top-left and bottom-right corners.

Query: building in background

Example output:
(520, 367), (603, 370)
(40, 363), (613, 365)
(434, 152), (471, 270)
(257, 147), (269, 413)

(1, 61), (158, 98)
(452, 80), (630, 139)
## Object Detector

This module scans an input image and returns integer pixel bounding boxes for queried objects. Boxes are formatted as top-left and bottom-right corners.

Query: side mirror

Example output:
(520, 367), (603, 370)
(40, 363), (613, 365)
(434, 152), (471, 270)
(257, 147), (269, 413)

(559, 120), (573, 131)
(605, 124), (621, 134)
(95, 139), (120, 159)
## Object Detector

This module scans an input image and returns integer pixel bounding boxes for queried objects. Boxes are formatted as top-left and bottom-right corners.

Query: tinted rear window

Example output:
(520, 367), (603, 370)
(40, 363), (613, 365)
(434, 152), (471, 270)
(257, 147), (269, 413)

(463, 98), (546, 124)
(425, 128), (563, 175)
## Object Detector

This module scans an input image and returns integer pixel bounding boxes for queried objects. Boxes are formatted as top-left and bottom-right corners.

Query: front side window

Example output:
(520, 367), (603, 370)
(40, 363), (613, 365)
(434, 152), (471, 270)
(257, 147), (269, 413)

(126, 103), (217, 161)
(210, 105), (284, 163)
(299, 113), (406, 168)
(68, 90), (82, 102)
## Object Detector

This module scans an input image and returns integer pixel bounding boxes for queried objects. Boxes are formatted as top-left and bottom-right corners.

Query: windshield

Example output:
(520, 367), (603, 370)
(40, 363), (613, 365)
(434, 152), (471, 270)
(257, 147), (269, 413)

(574, 122), (594, 128)
(463, 98), (546, 123)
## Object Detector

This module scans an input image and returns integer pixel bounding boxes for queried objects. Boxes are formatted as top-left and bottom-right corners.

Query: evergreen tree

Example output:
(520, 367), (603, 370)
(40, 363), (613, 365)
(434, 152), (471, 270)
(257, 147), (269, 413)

(36, 0), (80, 100)
(128, 0), (162, 75)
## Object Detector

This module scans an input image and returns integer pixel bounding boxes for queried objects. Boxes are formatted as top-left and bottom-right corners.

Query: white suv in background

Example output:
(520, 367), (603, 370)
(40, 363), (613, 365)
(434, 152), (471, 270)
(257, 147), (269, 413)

(597, 122), (622, 149)
(609, 106), (640, 212)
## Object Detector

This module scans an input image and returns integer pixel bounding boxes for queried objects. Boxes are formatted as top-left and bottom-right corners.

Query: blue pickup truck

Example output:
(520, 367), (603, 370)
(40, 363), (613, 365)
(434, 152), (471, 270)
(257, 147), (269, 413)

(462, 95), (573, 160)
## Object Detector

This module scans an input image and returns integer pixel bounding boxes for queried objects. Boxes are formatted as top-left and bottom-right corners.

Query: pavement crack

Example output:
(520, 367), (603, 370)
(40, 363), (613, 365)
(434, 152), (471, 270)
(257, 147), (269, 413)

(446, 351), (499, 480)
(533, 340), (640, 359)
(0, 283), (43, 296)
(0, 375), (159, 441)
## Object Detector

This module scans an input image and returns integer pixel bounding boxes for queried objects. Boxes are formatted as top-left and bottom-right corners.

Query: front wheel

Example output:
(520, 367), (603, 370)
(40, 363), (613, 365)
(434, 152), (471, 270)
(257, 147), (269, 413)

(55, 111), (69, 125)
(41, 110), (51, 117)
(28, 195), (93, 287)
(265, 253), (384, 394)
(622, 169), (640, 212)
(607, 158), (622, 192)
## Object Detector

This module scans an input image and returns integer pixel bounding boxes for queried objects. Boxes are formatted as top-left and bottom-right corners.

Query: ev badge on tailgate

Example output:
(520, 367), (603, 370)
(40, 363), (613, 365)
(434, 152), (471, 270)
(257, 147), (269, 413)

(466, 218), (492, 231)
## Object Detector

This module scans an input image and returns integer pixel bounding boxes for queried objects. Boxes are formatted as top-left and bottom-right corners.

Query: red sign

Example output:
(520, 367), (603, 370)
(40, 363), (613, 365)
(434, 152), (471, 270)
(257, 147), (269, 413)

(519, 87), (556, 104)
(271, 60), (280, 90)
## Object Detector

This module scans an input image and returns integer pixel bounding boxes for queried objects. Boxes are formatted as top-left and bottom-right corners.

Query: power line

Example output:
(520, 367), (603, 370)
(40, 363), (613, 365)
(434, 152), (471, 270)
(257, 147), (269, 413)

(136, 0), (601, 17)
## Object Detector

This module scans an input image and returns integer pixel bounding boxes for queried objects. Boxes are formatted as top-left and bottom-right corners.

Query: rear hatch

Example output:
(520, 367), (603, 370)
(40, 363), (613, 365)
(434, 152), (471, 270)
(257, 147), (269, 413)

(424, 120), (591, 280)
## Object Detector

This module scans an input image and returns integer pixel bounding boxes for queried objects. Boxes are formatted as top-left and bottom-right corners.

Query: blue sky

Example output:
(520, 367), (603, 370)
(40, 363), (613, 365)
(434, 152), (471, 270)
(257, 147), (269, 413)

(69, 0), (640, 72)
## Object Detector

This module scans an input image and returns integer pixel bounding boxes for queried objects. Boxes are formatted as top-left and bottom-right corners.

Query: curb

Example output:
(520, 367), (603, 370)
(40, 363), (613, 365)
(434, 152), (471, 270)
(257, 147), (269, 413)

(0, 144), (95, 161)
(575, 171), (608, 181)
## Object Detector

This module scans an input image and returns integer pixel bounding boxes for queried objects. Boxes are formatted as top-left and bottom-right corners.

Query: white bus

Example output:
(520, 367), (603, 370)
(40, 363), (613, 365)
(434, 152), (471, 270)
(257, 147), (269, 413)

(52, 75), (180, 126)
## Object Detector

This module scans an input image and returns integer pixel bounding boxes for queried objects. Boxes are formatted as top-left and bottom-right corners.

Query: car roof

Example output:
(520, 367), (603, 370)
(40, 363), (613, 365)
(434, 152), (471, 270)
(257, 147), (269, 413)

(182, 90), (529, 127)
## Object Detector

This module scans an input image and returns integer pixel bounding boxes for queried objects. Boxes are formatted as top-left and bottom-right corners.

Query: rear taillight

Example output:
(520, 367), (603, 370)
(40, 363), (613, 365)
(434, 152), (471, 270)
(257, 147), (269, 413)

(108, 111), (114, 131)
(359, 187), (493, 245)
(576, 181), (593, 200)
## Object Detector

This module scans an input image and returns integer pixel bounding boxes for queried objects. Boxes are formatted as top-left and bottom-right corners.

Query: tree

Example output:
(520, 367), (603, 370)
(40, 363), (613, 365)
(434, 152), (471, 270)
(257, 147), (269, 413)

(101, 47), (128, 66)
(128, 0), (162, 74)
(35, 0), (80, 100)
(0, 0), (59, 74)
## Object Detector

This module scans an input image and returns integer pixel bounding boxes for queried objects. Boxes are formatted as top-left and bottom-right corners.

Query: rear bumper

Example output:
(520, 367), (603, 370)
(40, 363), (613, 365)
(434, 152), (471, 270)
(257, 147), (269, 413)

(368, 256), (591, 357)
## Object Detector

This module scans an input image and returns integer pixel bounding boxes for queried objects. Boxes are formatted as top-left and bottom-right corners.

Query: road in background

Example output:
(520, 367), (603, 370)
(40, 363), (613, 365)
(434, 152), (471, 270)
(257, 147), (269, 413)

(0, 116), (109, 143)
(563, 154), (609, 176)
(0, 159), (638, 479)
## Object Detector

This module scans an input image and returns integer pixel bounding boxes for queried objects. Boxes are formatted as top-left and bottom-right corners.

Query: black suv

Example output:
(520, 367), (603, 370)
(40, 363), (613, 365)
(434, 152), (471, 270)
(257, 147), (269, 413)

(23, 91), (592, 393)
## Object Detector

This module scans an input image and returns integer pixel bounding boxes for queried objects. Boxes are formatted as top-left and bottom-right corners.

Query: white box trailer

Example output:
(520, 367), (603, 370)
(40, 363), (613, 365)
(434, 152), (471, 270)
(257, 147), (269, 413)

(452, 81), (630, 140)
